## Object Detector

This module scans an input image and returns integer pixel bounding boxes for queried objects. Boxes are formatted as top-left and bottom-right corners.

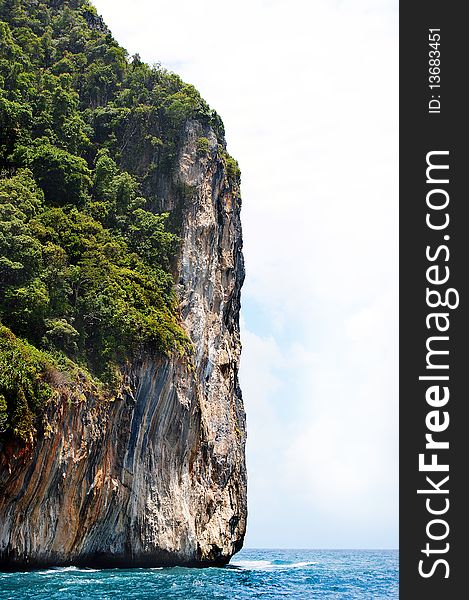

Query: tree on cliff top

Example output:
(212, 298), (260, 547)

(0, 0), (227, 442)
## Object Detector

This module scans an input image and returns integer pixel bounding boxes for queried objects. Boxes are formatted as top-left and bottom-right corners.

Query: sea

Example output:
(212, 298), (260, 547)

(0, 549), (398, 599)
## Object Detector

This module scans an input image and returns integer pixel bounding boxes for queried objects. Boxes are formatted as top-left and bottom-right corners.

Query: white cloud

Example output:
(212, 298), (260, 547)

(93, 0), (398, 548)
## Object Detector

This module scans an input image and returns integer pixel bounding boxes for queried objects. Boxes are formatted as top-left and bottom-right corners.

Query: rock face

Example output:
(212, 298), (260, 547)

(0, 121), (246, 569)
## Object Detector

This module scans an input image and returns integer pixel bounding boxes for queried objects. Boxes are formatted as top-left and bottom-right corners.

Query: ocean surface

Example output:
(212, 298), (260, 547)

(0, 549), (398, 599)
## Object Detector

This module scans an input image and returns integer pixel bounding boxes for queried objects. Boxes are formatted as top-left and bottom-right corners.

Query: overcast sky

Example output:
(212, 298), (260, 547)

(93, 0), (398, 549)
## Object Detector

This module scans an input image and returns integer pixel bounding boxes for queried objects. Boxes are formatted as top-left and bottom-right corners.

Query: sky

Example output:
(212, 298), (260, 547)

(93, 0), (398, 549)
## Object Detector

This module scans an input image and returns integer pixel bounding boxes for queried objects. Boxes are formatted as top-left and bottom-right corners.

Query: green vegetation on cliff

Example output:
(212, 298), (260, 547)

(0, 0), (229, 441)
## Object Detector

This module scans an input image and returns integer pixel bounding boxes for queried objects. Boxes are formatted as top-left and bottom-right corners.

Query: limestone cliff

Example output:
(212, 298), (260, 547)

(0, 120), (246, 568)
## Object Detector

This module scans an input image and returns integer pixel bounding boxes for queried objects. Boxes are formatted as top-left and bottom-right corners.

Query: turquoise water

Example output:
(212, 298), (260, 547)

(0, 549), (398, 599)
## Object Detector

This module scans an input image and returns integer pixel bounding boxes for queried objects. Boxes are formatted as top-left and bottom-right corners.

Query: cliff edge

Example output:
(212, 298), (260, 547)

(0, 0), (246, 569)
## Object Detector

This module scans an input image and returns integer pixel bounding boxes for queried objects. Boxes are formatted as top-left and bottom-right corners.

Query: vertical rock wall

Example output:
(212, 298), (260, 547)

(0, 120), (246, 568)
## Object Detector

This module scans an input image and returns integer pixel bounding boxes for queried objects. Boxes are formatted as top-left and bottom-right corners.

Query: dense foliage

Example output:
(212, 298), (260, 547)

(0, 323), (57, 441)
(0, 0), (231, 441)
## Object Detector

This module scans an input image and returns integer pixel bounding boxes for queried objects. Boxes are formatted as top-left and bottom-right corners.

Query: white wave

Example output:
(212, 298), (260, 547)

(231, 559), (273, 569)
(39, 566), (101, 574)
(232, 559), (317, 570)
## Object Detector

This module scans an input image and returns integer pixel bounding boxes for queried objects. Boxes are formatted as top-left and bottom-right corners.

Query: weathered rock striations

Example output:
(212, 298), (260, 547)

(0, 121), (246, 569)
